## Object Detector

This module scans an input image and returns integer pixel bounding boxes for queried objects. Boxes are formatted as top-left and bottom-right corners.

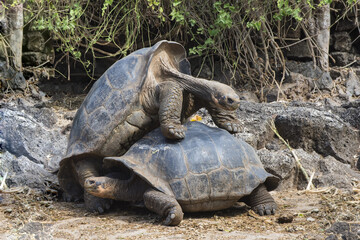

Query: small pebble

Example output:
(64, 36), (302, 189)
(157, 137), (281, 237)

(311, 208), (320, 213)
(307, 217), (315, 222)
(277, 214), (294, 224)
(4, 208), (12, 213)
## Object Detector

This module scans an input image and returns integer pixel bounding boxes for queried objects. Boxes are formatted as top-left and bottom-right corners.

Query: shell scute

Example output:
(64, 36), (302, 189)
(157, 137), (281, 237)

(85, 77), (112, 114)
(169, 179), (190, 202)
(186, 174), (210, 201)
(106, 55), (145, 90)
(180, 136), (221, 174)
(87, 107), (112, 134)
(208, 168), (233, 199)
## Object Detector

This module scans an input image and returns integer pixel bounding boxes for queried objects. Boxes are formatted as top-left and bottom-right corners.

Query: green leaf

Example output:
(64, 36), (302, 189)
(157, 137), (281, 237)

(173, 0), (182, 7)
(208, 28), (220, 36)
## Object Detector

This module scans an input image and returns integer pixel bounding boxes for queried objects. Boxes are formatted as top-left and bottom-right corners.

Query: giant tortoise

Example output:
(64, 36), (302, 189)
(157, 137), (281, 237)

(58, 40), (242, 212)
(84, 122), (279, 226)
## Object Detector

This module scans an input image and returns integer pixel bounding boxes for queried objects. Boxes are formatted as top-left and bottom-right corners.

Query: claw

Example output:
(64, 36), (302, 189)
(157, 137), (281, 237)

(84, 192), (113, 213)
(258, 209), (264, 216)
(97, 207), (104, 213)
(163, 207), (183, 226)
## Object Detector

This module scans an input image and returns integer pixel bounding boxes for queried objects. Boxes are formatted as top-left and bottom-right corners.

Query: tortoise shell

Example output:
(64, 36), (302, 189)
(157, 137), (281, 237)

(64, 40), (189, 160)
(104, 122), (279, 211)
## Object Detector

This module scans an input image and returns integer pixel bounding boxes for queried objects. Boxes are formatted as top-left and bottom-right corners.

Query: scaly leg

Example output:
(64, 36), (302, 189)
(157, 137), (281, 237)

(143, 189), (184, 226)
(158, 81), (186, 139)
(241, 184), (277, 216)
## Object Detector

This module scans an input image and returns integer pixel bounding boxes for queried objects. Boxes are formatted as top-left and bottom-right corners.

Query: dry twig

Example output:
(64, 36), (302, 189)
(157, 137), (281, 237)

(269, 120), (315, 190)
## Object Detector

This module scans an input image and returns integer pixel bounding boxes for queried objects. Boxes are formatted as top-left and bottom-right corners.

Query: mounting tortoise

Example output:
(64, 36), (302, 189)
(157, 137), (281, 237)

(84, 122), (279, 226)
(58, 40), (242, 212)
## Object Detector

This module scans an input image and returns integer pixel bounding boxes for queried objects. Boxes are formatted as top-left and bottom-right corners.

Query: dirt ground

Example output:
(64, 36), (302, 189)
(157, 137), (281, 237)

(0, 185), (360, 240)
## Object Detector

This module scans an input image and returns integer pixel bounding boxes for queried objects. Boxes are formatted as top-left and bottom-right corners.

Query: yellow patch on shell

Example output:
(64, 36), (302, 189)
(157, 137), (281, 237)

(190, 115), (202, 122)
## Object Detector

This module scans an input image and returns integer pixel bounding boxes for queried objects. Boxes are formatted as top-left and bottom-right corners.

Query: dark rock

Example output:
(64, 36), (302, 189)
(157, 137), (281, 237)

(329, 68), (341, 79)
(1, 152), (56, 189)
(286, 61), (323, 79)
(22, 28), (54, 67)
(265, 140), (281, 151)
(234, 101), (360, 162)
(335, 100), (360, 130)
(331, 52), (356, 66)
(18, 221), (53, 240)
(192, 62), (212, 79)
(235, 101), (279, 149)
(22, 52), (50, 66)
(346, 71), (360, 97)
(238, 90), (259, 103)
(326, 222), (360, 240)
(277, 214), (294, 224)
(336, 17), (357, 31)
(0, 103), (66, 169)
(325, 235), (338, 240)
(257, 149), (296, 190)
(0, 15), (8, 35)
(0, 99), (69, 190)
(333, 32), (352, 52)
(297, 149), (359, 191)
(258, 148), (360, 191)
(262, 72), (314, 102)
(0, 61), (26, 91)
(24, 31), (46, 52)
(274, 108), (359, 165)
(262, 87), (278, 103)
(315, 72), (333, 91)
(285, 41), (313, 59)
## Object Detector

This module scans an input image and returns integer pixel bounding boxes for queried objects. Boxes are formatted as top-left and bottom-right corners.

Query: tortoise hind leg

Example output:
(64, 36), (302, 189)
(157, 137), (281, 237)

(143, 189), (184, 226)
(241, 184), (277, 216)
(74, 159), (112, 213)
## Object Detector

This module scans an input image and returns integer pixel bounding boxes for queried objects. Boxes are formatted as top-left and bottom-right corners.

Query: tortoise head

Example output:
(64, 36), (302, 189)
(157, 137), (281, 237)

(209, 81), (241, 111)
(156, 54), (240, 111)
(84, 177), (114, 199)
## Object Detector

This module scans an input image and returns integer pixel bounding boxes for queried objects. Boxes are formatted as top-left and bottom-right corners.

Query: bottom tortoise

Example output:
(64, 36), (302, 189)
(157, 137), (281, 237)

(85, 122), (279, 226)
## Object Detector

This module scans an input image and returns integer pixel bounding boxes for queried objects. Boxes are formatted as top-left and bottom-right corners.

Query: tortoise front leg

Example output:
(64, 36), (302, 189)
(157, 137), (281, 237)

(207, 106), (242, 133)
(241, 184), (277, 216)
(74, 159), (112, 213)
(158, 81), (186, 139)
(143, 189), (184, 226)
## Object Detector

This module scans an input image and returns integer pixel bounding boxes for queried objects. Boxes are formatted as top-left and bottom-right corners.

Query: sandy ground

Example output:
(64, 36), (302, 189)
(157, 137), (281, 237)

(1, 186), (359, 240)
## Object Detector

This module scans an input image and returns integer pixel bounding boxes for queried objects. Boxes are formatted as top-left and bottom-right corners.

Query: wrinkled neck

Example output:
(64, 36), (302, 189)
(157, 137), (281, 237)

(112, 174), (150, 202)
(161, 60), (214, 100)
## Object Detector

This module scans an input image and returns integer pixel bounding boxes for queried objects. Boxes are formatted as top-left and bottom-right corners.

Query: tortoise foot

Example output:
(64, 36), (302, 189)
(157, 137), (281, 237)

(242, 184), (277, 216)
(252, 202), (277, 216)
(163, 206), (184, 226)
(84, 191), (112, 213)
(217, 120), (242, 133)
(62, 192), (82, 202)
(161, 124), (186, 140)
(143, 189), (184, 226)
